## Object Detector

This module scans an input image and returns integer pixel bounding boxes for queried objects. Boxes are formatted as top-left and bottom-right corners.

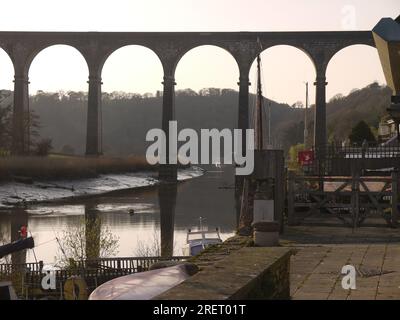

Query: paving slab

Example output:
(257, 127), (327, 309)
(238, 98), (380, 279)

(283, 220), (400, 300)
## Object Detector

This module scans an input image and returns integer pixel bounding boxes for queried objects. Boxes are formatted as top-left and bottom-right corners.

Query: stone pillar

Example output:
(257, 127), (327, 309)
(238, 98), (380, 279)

(237, 75), (250, 154)
(12, 73), (30, 155)
(235, 75), (251, 227)
(86, 75), (102, 156)
(314, 74), (328, 169)
(159, 75), (177, 182)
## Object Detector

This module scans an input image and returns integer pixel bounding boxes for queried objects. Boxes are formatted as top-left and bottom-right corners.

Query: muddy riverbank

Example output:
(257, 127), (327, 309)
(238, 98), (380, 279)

(0, 166), (204, 208)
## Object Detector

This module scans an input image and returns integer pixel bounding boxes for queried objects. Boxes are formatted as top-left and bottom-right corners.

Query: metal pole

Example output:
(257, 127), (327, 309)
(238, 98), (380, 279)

(304, 82), (308, 147)
(268, 102), (271, 147)
(287, 171), (295, 225)
(255, 55), (263, 150)
(391, 171), (398, 226)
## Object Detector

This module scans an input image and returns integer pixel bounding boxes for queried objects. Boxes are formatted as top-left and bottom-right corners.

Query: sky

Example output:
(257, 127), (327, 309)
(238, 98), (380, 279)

(0, 0), (399, 105)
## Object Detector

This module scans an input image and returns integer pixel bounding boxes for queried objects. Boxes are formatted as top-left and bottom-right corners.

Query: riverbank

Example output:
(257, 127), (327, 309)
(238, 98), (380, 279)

(0, 166), (204, 208)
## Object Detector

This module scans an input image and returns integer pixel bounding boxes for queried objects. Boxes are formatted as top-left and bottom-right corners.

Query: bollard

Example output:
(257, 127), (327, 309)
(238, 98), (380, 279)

(252, 221), (280, 246)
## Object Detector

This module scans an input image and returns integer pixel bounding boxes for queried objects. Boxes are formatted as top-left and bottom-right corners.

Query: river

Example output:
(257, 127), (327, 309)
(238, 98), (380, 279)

(0, 165), (237, 264)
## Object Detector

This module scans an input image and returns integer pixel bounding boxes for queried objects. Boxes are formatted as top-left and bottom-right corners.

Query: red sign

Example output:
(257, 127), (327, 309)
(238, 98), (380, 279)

(298, 150), (314, 166)
(19, 225), (27, 239)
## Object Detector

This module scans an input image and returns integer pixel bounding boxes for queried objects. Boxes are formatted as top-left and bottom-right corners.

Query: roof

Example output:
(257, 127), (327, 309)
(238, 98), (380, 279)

(373, 17), (400, 42)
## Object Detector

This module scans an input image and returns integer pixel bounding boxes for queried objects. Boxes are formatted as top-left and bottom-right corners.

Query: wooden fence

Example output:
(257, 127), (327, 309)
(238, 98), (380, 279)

(287, 171), (399, 228)
(0, 256), (189, 299)
(306, 144), (400, 176)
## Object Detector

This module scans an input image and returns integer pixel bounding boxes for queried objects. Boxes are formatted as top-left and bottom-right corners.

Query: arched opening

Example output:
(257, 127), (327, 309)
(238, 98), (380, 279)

(174, 45), (239, 132)
(327, 45), (384, 99)
(101, 45), (164, 156)
(326, 45), (387, 144)
(0, 48), (15, 154)
(174, 45), (239, 234)
(175, 45), (239, 92)
(29, 45), (89, 155)
(0, 48), (13, 90)
(249, 45), (316, 150)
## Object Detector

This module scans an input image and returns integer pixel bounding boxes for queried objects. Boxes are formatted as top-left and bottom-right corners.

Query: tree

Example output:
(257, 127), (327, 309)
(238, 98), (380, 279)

(291, 101), (304, 108)
(35, 138), (53, 156)
(25, 109), (41, 153)
(143, 92), (154, 99)
(56, 216), (119, 268)
(221, 89), (236, 96)
(61, 144), (75, 155)
(0, 100), (42, 154)
(282, 121), (304, 151)
(0, 104), (12, 151)
(134, 230), (162, 257)
(199, 88), (220, 96)
(288, 143), (305, 171)
(176, 88), (198, 97)
(348, 120), (376, 146)
(329, 93), (344, 102)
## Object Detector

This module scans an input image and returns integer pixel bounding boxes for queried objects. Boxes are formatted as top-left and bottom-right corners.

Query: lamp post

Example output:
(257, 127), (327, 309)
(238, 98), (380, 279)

(304, 82), (309, 148)
(373, 17), (400, 141)
(373, 16), (400, 225)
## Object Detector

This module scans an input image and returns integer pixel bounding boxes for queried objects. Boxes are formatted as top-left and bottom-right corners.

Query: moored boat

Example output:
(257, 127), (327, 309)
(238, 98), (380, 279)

(182, 217), (222, 256)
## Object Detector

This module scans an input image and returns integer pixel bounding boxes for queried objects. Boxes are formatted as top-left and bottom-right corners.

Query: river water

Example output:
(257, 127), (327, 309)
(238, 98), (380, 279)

(0, 165), (237, 264)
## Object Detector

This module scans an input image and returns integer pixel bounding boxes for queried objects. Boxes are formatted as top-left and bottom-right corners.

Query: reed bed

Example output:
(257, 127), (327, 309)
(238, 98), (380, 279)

(0, 155), (156, 181)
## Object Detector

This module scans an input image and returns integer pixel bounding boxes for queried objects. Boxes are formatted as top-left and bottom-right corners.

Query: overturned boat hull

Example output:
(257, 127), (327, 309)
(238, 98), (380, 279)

(89, 263), (197, 300)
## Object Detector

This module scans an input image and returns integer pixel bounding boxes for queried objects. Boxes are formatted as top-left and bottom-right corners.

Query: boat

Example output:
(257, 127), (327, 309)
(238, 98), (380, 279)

(182, 217), (222, 256)
(0, 236), (34, 259)
(89, 263), (197, 300)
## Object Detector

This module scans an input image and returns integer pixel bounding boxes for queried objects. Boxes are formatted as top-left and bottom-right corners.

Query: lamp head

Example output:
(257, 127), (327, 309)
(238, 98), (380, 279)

(372, 17), (400, 95)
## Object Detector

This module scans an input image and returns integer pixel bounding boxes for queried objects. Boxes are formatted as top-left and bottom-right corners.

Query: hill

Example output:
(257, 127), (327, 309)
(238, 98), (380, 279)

(0, 83), (393, 157)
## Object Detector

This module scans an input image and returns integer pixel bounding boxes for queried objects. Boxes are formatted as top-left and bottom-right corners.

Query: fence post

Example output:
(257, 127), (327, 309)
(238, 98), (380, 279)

(355, 172), (360, 228)
(391, 171), (398, 225)
(287, 171), (295, 226)
(351, 164), (360, 228)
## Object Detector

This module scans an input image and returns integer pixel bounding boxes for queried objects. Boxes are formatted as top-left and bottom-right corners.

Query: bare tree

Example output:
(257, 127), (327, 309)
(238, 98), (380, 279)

(55, 217), (119, 268)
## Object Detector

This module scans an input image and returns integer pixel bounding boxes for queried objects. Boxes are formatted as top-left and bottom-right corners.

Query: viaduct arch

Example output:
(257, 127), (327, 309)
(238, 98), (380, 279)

(0, 30), (375, 179)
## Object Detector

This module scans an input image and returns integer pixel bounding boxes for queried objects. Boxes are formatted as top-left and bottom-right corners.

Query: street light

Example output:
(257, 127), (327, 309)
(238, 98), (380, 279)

(373, 16), (400, 141)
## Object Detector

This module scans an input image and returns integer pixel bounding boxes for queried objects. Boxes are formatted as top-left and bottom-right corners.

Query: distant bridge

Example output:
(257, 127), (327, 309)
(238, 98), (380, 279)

(0, 31), (375, 179)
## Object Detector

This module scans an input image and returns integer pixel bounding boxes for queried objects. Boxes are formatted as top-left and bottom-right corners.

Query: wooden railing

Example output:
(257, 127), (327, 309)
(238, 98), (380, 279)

(303, 144), (400, 176)
(323, 144), (400, 159)
(287, 171), (399, 228)
(73, 256), (189, 273)
(0, 261), (43, 274)
(0, 256), (190, 299)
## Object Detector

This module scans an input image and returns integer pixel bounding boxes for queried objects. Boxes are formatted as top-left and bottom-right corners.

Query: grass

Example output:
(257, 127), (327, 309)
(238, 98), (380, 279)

(0, 155), (156, 182)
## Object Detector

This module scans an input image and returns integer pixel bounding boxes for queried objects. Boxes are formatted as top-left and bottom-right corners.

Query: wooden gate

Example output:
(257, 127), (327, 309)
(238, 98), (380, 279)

(287, 171), (399, 228)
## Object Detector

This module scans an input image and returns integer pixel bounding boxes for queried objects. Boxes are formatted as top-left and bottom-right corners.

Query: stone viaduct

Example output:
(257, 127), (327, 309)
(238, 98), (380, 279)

(0, 31), (375, 179)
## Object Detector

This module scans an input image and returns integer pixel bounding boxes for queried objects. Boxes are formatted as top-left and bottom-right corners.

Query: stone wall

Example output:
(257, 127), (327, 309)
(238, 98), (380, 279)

(156, 236), (293, 300)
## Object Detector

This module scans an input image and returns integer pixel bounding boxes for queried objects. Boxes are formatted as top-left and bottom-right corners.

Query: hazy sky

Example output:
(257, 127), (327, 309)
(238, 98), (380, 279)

(0, 0), (398, 105)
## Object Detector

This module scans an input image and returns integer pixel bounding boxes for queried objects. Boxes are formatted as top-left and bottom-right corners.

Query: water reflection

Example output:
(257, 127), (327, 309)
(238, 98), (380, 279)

(85, 203), (101, 261)
(0, 166), (236, 263)
(158, 182), (177, 258)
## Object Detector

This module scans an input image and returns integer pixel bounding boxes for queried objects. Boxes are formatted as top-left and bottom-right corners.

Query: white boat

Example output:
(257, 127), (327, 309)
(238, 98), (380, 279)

(88, 263), (195, 300)
(182, 217), (222, 256)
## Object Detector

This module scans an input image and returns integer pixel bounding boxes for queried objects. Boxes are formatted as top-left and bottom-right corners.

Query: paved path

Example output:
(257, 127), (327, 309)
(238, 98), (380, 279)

(282, 217), (400, 299)
(290, 244), (400, 300)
